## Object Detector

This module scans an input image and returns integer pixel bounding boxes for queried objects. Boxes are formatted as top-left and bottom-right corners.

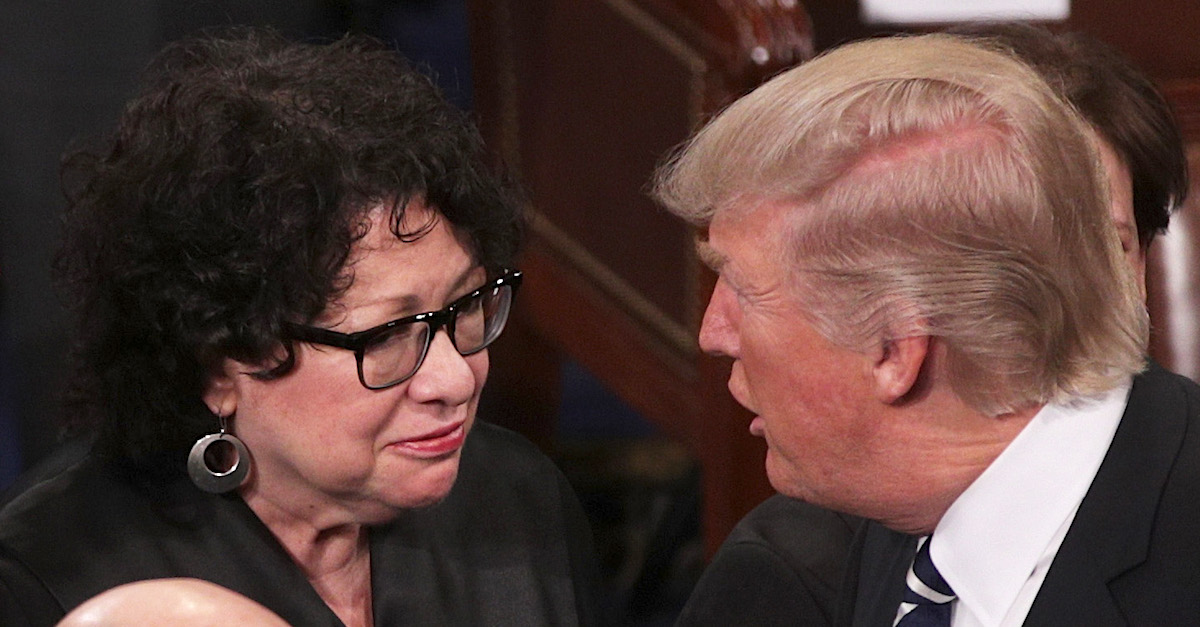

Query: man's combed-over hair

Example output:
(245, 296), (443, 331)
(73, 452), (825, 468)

(653, 34), (1148, 415)
(56, 28), (522, 471)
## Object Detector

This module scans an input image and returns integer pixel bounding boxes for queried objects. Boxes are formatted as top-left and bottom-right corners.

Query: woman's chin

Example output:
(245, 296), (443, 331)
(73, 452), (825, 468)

(360, 461), (462, 521)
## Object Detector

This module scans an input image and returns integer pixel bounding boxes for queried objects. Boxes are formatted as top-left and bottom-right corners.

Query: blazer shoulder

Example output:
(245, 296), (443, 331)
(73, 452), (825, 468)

(1025, 365), (1200, 625)
(680, 496), (857, 627)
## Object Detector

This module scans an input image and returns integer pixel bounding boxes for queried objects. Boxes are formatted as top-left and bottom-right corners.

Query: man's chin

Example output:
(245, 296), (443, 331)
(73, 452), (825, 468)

(763, 449), (791, 494)
(763, 452), (817, 504)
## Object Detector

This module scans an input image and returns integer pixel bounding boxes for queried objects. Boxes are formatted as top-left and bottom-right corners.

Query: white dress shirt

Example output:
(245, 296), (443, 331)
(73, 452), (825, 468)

(927, 379), (1132, 627)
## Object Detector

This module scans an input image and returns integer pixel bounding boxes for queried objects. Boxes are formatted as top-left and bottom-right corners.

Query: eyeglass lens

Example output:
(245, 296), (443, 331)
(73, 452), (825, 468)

(359, 284), (513, 388)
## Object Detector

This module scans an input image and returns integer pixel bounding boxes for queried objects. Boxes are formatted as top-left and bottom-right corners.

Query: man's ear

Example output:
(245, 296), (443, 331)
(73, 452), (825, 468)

(869, 334), (930, 404)
(202, 359), (240, 417)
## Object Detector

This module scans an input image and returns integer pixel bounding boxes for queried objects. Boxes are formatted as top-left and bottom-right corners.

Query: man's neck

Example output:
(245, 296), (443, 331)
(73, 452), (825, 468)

(876, 402), (1042, 535)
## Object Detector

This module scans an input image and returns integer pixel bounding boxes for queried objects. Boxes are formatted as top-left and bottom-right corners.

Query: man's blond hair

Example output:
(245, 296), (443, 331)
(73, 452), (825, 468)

(654, 34), (1147, 415)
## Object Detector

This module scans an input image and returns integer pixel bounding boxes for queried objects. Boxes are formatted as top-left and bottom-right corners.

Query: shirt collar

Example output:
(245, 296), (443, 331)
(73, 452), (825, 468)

(930, 379), (1132, 626)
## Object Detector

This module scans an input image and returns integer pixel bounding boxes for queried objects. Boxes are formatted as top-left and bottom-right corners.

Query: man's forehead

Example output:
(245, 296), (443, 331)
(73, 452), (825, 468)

(695, 200), (795, 278)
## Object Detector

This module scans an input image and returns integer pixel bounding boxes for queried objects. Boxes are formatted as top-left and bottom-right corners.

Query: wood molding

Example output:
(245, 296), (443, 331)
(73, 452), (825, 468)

(469, 0), (813, 554)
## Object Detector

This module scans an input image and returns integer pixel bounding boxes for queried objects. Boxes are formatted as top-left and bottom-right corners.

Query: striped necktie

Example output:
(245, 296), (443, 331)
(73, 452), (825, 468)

(894, 536), (956, 626)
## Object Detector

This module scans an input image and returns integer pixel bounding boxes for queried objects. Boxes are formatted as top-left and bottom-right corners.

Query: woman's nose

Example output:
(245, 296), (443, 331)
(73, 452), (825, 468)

(404, 328), (479, 405)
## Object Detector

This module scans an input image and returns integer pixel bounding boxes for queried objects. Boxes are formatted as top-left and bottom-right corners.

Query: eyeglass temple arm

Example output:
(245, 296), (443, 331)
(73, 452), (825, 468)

(282, 323), (363, 351)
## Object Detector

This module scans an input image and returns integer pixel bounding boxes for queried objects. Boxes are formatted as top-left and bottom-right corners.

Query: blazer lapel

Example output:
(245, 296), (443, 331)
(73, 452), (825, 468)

(847, 523), (915, 627)
(1024, 366), (1188, 626)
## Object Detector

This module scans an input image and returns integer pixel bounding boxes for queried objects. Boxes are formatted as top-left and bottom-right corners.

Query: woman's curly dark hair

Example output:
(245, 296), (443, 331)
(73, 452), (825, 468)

(55, 27), (523, 474)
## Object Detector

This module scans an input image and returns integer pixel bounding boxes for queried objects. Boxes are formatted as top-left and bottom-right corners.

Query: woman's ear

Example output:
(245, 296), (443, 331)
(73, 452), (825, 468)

(202, 359), (239, 417)
(869, 334), (930, 404)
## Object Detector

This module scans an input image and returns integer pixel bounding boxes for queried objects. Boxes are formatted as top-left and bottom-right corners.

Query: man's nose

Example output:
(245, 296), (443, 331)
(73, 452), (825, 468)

(698, 280), (739, 358)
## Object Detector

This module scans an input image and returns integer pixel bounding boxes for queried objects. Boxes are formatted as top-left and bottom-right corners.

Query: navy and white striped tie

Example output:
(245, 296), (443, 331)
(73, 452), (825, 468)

(894, 536), (956, 626)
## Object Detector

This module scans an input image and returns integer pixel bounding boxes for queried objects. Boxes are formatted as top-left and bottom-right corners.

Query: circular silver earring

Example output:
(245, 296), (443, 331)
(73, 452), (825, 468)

(187, 413), (251, 494)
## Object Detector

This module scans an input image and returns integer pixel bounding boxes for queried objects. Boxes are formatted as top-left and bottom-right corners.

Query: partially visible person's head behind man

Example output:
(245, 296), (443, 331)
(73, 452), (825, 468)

(653, 34), (1148, 533)
(948, 22), (1188, 297)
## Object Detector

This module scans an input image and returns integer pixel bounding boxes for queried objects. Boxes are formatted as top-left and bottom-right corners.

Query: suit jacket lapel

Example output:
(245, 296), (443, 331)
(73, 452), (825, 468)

(1024, 366), (1187, 626)
(845, 523), (915, 627)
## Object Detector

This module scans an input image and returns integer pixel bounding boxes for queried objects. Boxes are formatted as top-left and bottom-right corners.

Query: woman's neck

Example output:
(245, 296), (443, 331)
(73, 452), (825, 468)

(304, 528), (373, 627)
(243, 489), (375, 627)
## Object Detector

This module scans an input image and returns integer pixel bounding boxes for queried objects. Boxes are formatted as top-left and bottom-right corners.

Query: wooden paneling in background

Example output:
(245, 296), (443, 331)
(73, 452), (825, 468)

(469, 0), (813, 554)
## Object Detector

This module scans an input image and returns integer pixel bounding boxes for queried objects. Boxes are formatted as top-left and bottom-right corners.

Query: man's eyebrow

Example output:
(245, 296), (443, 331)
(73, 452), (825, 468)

(696, 240), (726, 272)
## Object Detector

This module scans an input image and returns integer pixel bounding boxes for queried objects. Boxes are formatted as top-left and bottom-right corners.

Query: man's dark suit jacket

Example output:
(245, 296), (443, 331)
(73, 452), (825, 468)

(839, 365), (1200, 626)
(677, 495), (862, 627)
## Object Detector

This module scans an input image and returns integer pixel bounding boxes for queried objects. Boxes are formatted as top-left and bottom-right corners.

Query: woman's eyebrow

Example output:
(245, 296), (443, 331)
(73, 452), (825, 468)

(445, 264), (487, 300)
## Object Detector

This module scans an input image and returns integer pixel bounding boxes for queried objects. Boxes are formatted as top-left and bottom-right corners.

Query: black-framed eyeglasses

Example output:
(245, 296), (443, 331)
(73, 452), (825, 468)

(283, 270), (522, 390)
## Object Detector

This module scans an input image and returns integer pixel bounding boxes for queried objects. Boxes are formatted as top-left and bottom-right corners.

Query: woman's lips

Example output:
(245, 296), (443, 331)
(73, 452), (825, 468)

(390, 422), (466, 458)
